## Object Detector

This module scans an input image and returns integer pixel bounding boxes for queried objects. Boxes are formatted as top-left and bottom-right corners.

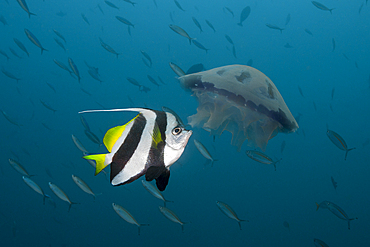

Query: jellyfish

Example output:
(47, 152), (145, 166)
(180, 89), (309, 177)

(179, 65), (298, 151)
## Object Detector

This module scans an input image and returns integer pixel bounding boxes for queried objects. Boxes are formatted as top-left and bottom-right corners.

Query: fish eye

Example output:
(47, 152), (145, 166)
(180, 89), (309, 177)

(172, 127), (182, 135)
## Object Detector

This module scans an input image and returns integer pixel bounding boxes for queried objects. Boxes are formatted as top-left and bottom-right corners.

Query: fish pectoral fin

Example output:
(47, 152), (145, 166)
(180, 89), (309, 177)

(150, 122), (163, 149)
(83, 154), (108, 175)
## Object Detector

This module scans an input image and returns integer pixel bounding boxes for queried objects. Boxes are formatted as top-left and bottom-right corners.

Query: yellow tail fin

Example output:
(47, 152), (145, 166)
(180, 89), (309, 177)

(83, 154), (108, 175)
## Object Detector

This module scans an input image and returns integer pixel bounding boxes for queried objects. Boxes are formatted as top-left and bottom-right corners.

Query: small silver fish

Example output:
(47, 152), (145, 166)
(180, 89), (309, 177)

(174, 0), (185, 11)
(169, 24), (194, 44)
(316, 201), (357, 229)
(245, 150), (281, 171)
(24, 29), (48, 54)
(68, 57), (81, 82)
(205, 20), (216, 32)
(1, 110), (22, 126)
(159, 206), (187, 232)
(285, 13), (291, 26)
(142, 180), (172, 206)
(266, 24), (284, 33)
(13, 38), (29, 57)
(16, 0), (36, 18)
(225, 34), (234, 45)
(22, 176), (49, 204)
(314, 238), (329, 247)
(169, 62), (186, 76)
(192, 17), (203, 33)
(99, 38), (120, 58)
(1, 68), (21, 82)
(40, 100), (56, 113)
(53, 29), (66, 43)
(140, 50), (152, 67)
(116, 16), (135, 28)
(9, 159), (32, 176)
(54, 38), (66, 52)
(216, 201), (248, 230)
(9, 47), (22, 59)
(49, 182), (78, 211)
(72, 174), (100, 199)
(305, 29), (313, 36)
(194, 139), (217, 165)
(326, 129), (355, 160)
(312, 1), (334, 14)
(104, 0), (119, 9)
(112, 203), (148, 235)
(0, 49), (10, 61)
(331, 176), (337, 190)
(192, 40), (209, 53)
(237, 6), (251, 26)
(123, 0), (136, 6)
(84, 129), (102, 145)
(71, 134), (88, 153)
(53, 59), (72, 74)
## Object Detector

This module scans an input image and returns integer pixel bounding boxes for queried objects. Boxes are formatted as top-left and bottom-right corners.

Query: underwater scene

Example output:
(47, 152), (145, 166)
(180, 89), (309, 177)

(1, 0), (370, 246)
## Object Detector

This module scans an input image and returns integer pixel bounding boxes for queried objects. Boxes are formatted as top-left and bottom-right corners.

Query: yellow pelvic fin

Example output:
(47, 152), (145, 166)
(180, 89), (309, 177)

(151, 122), (163, 149)
(103, 115), (138, 152)
(83, 154), (108, 176)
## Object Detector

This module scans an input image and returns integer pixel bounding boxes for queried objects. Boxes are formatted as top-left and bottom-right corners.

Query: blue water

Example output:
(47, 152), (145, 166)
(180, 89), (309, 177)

(1, 0), (370, 246)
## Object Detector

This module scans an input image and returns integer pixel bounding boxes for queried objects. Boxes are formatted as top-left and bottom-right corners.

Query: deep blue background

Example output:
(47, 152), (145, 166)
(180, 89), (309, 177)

(1, 0), (369, 246)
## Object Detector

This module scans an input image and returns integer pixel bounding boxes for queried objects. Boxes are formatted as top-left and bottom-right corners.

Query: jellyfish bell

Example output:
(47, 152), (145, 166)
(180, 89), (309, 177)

(179, 64), (298, 151)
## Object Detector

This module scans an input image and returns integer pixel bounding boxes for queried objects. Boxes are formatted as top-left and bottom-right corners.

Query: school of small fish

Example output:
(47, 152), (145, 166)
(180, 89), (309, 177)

(1, 0), (369, 246)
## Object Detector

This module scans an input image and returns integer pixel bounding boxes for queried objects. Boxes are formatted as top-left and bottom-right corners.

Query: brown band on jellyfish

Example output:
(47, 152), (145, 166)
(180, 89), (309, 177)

(179, 65), (298, 151)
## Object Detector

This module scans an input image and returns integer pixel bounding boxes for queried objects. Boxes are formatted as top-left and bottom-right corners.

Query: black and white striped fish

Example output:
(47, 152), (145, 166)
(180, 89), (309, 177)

(80, 108), (192, 191)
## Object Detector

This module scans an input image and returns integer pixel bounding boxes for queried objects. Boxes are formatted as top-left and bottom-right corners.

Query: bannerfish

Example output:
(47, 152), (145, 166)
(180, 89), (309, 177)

(81, 108), (192, 191)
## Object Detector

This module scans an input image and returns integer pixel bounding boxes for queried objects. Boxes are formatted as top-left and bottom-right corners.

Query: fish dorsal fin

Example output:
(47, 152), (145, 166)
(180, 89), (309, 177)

(103, 115), (138, 152)
(151, 122), (163, 149)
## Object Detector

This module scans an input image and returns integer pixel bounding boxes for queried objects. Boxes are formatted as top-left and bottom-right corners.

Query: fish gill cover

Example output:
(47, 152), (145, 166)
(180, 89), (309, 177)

(0, 0), (369, 246)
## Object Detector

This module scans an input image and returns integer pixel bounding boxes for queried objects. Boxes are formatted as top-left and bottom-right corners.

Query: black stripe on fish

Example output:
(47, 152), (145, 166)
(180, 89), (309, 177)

(110, 113), (147, 184)
(145, 111), (167, 179)
(145, 111), (171, 191)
